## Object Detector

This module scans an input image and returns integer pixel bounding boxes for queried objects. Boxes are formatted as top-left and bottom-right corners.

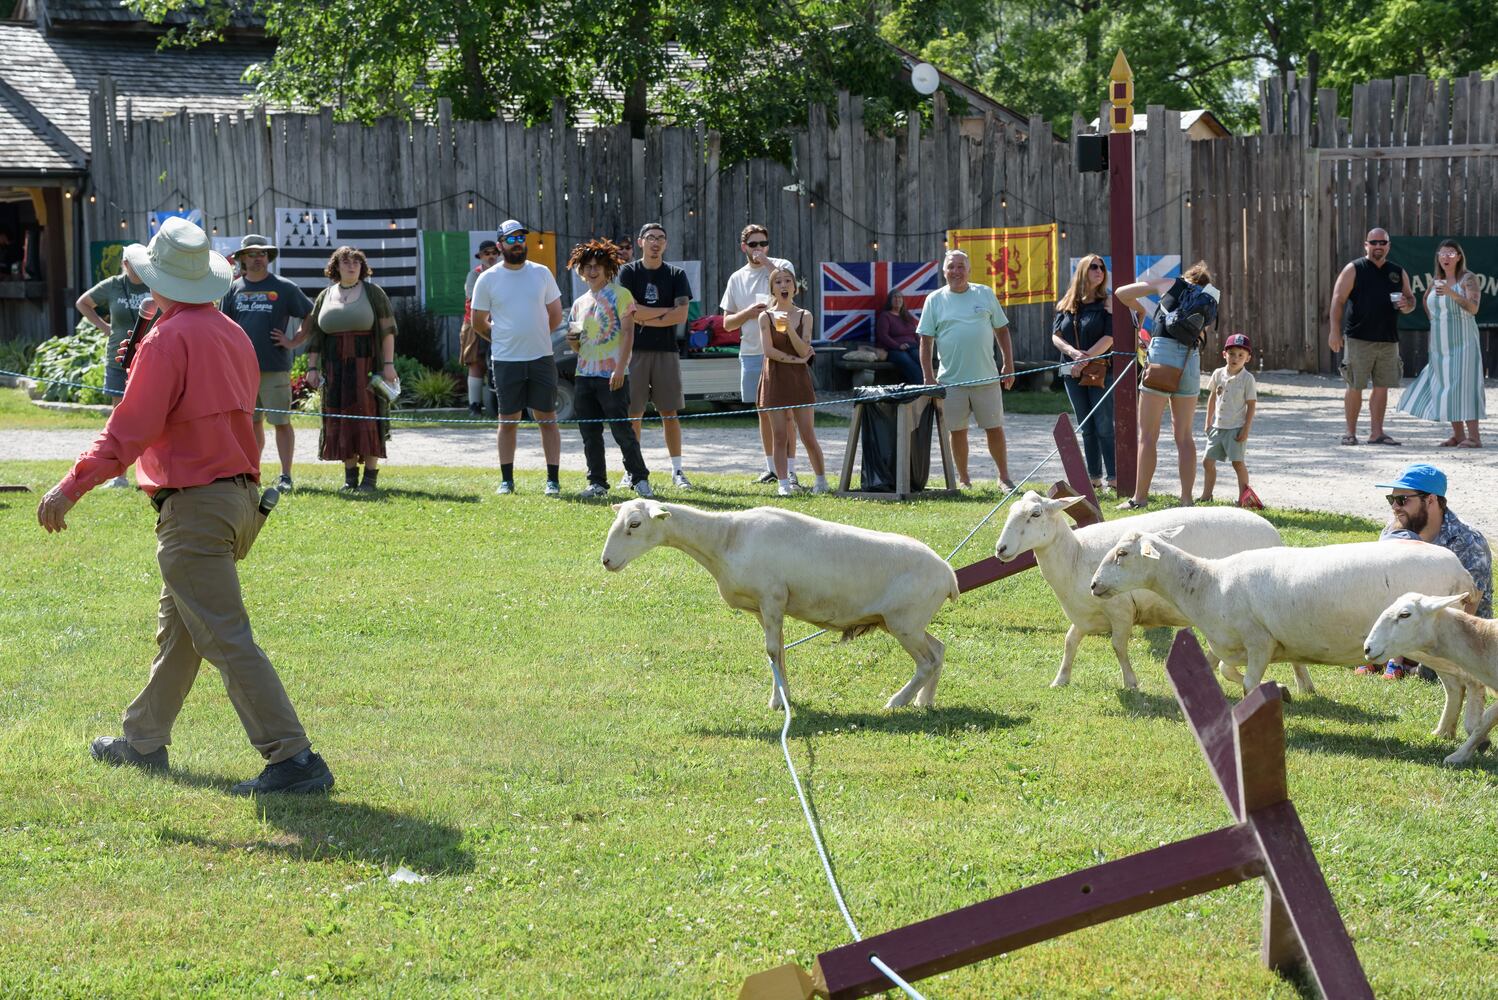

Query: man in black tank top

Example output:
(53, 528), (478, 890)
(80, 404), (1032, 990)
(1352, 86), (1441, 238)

(1327, 228), (1414, 445)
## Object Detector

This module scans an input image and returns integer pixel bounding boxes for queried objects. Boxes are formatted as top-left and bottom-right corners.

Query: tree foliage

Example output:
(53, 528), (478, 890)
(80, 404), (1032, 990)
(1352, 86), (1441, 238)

(128, 0), (1498, 152)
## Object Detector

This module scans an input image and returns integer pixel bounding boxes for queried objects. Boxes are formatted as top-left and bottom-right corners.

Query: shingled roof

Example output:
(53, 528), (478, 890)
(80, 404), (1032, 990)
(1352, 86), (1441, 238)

(0, 22), (269, 174)
(28, 0), (265, 35)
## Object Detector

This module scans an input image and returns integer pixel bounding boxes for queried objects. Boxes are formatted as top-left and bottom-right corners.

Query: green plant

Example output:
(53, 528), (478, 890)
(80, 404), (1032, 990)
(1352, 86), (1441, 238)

(392, 356), (427, 407)
(409, 367), (457, 408)
(0, 338), (40, 376)
(295, 387), (323, 413)
(27, 327), (108, 403)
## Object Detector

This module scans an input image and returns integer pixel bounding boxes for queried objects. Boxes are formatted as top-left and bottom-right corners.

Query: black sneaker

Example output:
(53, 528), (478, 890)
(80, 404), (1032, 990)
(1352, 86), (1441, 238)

(275, 473), (294, 493)
(468, 402), (483, 416)
(752, 470), (777, 484)
(90, 735), (168, 772)
(230, 748), (334, 796)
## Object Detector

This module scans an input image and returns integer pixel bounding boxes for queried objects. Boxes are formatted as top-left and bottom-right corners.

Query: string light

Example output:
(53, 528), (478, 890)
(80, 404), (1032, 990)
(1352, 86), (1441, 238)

(1060, 228), (1068, 239)
(808, 200), (816, 209)
(869, 240), (879, 251)
(247, 213), (254, 225)
(119, 218), (127, 229)
(466, 198), (475, 210)
(1185, 193), (1192, 208)
(211, 225), (219, 235)
(88, 193), (96, 204)
(1000, 194), (1008, 209)
(388, 219), (397, 229)
(64, 190), (72, 200)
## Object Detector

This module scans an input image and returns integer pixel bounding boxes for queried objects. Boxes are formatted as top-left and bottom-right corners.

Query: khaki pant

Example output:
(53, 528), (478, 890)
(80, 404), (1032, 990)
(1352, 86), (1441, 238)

(122, 479), (309, 763)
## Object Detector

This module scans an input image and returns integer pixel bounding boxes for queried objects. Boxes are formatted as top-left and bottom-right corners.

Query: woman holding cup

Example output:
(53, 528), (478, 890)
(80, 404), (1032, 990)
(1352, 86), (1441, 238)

(1398, 239), (1485, 446)
(757, 266), (828, 495)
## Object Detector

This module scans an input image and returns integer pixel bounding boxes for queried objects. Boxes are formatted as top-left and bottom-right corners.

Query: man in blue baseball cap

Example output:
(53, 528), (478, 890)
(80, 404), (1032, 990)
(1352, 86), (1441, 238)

(1358, 462), (1492, 679)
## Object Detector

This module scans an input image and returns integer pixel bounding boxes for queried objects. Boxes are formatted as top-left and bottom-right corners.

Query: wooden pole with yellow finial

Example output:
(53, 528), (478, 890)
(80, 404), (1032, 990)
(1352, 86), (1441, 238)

(1108, 49), (1139, 499)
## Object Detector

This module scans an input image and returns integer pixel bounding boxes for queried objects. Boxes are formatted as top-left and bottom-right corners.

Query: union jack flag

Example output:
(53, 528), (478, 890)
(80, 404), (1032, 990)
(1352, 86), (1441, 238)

(818, 261), (941, 342)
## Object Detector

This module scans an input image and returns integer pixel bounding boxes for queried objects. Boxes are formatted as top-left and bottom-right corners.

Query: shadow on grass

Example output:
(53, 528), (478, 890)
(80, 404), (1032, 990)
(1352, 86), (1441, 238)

(293, 485), (480, 504)
(1108, 688), (1182, 720)
(695, 704), (1028, 743)
(158, 770), (473, 874)
(1284, 695), (1396, 724)
(1287, 727), (1497, 771)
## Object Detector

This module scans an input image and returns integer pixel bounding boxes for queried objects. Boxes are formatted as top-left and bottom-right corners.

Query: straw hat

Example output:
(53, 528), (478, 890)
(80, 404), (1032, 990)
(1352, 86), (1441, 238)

(123, 217), (231, 304)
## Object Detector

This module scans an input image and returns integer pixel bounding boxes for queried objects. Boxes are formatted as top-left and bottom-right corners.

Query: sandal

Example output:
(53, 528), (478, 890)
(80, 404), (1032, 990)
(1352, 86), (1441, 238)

(1368, 434), (1402, 446)
(1438, 436), (1464, 447)
(1457, 439), (1482, 448)
(1116, 498), (1148, 510)
(1338, 434), (1359, 445)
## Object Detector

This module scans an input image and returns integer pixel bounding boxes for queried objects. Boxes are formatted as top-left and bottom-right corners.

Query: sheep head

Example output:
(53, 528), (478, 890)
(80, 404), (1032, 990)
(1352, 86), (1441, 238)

(995, 491), (1088, 561)
(1363, 592), (1469, 663)
(1088, 525), (1184, 598)
(601, 499), (671, 571)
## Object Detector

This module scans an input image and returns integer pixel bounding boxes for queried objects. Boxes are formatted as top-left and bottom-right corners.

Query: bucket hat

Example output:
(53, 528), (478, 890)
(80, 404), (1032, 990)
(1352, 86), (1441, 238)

(230, 233), (279, 263)
(123, 217), (231, 304)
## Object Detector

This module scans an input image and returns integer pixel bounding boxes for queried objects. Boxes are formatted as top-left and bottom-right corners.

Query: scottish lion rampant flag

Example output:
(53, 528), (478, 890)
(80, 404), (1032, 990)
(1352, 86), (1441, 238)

(818, 261), (941, 341)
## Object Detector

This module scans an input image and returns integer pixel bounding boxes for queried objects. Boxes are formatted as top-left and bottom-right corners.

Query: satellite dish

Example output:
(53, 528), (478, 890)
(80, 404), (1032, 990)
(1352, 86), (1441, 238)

(911, 62), (940, 96)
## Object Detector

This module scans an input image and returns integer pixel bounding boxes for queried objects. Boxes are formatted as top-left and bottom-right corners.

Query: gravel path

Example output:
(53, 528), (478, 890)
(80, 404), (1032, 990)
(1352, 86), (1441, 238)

(5, 372), (1496, 529)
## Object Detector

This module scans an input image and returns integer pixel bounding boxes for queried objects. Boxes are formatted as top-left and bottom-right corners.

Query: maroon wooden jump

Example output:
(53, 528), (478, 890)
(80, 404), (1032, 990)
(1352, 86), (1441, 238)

(740, 630), (1373, 999)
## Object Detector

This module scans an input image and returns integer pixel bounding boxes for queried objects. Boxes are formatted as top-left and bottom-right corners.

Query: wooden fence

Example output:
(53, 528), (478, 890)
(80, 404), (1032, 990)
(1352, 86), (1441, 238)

(1192, 71), (1498, 373)
(85, 72), (1496, 371)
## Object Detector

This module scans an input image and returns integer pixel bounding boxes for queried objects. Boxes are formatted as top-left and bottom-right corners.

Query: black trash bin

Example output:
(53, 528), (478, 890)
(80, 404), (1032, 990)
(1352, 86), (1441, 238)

(855, 383), (946, 492)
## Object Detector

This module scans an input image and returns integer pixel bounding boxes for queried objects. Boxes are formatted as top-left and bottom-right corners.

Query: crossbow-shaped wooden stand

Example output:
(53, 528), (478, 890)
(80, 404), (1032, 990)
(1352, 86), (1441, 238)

(740, 629), (1374, 999)
(742, 418), (1373, 997)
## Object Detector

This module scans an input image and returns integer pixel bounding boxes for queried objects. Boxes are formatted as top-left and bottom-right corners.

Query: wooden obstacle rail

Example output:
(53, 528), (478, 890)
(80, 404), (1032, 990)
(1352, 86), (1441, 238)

(739, 630), (1373, 999)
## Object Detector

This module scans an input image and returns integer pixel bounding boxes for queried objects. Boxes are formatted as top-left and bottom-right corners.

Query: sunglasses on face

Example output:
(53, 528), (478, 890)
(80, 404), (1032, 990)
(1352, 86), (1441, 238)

(502, 234), (528, 245)
(239, 250), (268, 258)
(1088, 263), (1105, 272)
(1365, 239), (1389, 246)
(744, 240), (769, 249)
(1386, 492), (1428, 507)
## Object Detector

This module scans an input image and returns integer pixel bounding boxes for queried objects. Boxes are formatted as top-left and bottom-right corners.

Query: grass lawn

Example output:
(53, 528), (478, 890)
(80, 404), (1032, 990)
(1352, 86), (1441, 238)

(0, 463), (1493, 998)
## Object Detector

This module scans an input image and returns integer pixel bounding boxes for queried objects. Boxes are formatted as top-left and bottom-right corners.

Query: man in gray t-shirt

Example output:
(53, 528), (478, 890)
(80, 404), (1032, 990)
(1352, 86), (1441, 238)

(222, 235), (315, 492)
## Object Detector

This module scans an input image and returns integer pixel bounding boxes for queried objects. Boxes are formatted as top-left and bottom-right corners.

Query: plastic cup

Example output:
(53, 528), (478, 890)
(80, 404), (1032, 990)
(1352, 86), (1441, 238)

(1389, 292), (1402, 305)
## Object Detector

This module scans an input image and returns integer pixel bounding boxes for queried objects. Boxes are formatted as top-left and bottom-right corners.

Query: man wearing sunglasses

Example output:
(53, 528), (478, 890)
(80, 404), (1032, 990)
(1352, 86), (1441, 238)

(471, 220), (566, 496)
(1360, 463), (1491, 679)
(1327, 227), (1414, 446)
(721, 223), (799, 486)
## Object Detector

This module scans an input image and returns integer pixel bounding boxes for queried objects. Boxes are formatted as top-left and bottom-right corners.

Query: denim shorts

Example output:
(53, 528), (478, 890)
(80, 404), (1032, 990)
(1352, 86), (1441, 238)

(739, 353), (765, 403)
(1142, 336), (1201, 398)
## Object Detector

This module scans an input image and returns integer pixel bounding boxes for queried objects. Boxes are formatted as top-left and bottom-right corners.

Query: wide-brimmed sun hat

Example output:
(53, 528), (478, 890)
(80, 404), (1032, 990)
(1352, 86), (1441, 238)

(230, 233), (278, 262)
(123, 217), (231, 304)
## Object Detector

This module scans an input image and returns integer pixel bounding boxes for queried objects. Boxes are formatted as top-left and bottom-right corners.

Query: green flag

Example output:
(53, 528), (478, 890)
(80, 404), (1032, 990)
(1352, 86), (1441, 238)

(421, 231), (471, 317)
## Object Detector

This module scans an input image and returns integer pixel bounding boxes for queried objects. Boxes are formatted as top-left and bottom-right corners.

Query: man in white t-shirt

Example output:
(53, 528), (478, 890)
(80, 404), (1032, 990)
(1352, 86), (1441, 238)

(721, 223), (798, 485)
(470, 220), (565, 496)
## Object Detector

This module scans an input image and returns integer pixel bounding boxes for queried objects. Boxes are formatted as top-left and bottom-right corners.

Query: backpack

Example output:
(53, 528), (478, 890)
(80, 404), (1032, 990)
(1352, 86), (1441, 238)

(1155, 279), (1220, 347)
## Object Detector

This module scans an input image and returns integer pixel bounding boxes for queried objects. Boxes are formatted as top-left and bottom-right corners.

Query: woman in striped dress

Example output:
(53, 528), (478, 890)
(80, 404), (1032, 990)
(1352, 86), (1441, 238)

(1399, 239), (1485, 447)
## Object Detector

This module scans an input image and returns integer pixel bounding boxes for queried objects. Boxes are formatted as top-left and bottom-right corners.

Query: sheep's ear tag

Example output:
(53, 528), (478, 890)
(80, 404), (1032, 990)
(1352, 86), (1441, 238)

(1140, 539), (1160, 559)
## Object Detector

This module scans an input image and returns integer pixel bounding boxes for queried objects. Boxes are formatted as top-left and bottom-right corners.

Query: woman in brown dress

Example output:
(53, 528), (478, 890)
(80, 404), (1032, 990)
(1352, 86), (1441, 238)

(302, 246), (397, 493)
(757, 266), (828, 495)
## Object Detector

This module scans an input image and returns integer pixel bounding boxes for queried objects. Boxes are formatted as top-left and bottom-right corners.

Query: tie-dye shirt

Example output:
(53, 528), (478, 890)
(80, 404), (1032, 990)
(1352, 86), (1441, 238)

(571, 282), (635, 378)
(1382, 508), (1493, 617)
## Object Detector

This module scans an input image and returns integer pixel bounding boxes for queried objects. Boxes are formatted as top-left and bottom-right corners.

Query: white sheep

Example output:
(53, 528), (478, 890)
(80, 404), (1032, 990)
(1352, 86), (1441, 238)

(600, 499), (960, 709)
(994, 492), (1290, 690)
(1089, 531), (1478, 711)
(1363, 593), (1496, 765)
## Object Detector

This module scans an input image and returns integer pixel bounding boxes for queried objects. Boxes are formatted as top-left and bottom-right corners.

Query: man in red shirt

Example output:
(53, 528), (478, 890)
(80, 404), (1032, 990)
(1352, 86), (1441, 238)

(36, 218), (333, 796)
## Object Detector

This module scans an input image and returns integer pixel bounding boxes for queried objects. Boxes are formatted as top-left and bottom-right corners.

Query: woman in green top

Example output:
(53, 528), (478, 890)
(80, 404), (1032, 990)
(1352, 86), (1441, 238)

(302, 246), (398, 493)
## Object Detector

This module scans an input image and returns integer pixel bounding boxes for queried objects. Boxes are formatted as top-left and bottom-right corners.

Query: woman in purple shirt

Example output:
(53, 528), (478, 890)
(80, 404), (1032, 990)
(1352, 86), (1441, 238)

(875, 290), (923, 384)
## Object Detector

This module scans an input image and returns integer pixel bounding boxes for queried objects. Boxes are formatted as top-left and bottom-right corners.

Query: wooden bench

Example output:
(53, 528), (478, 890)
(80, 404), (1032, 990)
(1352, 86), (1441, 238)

(834, 355), (899, 387)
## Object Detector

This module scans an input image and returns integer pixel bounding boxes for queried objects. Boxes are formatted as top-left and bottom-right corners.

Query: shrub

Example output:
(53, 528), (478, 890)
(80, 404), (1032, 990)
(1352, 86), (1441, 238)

(409, 367), (457, 408)
(391, 299), (445, 370)
(0, 338), (40, 376)
(27, 327), (109, 403)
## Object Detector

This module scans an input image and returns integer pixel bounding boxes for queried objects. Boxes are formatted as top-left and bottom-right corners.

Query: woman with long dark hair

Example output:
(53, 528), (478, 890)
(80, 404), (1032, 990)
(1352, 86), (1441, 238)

(1052, 253), (1116, 491)
(1399, 238), (1484, 447)
(302, 246), (397, 493)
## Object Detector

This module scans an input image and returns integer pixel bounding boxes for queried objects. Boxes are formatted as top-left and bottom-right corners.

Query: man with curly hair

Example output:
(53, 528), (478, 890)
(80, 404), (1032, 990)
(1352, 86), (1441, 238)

(565, 238), (652, 499)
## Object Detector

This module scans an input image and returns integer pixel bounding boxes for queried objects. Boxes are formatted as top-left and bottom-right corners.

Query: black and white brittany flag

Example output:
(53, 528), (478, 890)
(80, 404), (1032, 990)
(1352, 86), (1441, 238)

(274, 207), (419, 297)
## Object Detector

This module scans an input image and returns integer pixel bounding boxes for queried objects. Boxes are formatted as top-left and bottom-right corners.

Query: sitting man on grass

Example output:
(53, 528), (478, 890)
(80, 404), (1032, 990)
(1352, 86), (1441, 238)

(1359, 462), (1492, 680)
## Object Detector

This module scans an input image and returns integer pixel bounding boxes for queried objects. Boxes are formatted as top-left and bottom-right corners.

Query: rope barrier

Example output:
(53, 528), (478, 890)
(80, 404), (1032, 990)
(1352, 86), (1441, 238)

(768, 357), (1136, 998)
(1, 353), (1133, 427)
